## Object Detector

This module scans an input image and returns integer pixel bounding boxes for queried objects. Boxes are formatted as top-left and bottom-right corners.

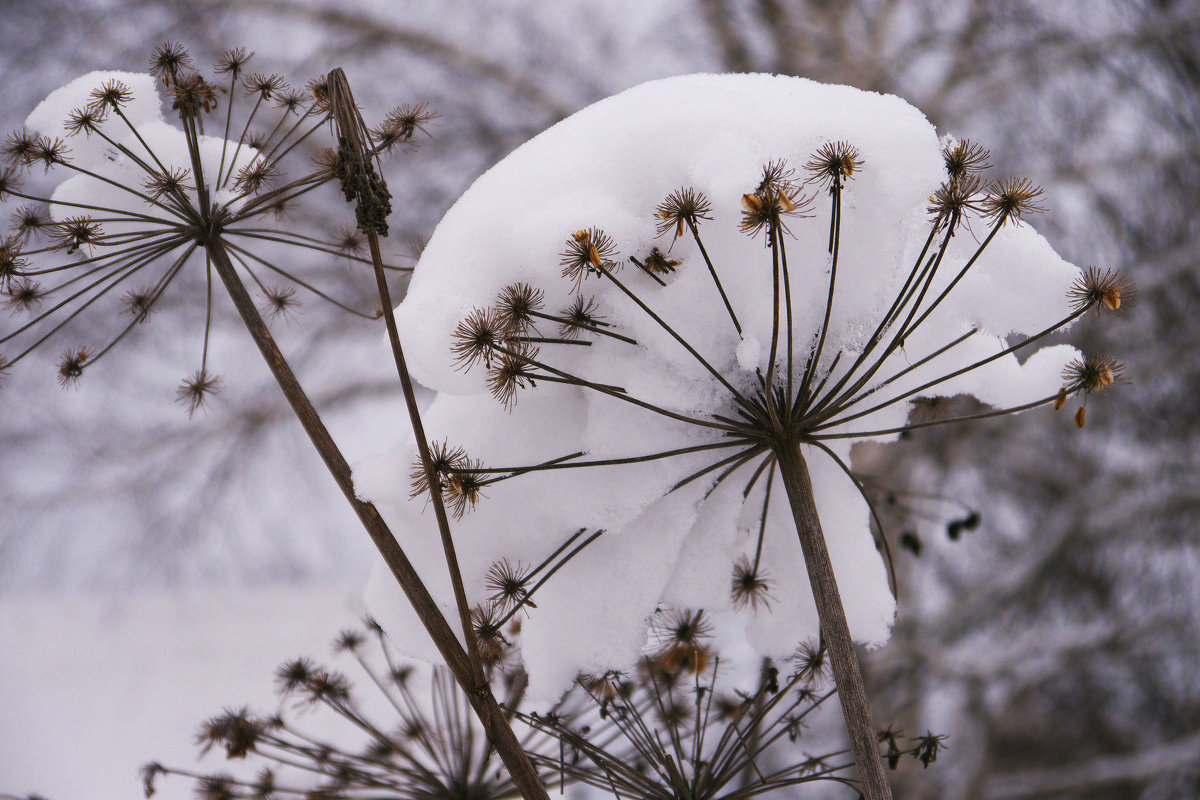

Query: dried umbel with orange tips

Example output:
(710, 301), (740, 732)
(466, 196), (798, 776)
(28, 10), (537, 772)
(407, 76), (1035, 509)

(359, 74), (1131, 798)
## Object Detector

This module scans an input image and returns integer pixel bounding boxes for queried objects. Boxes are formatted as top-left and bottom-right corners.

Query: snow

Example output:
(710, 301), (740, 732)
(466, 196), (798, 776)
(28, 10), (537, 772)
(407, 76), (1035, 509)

(24, 71), (262, 233)
(0, 587), (364, 800)
(356, 73), (1083, 703)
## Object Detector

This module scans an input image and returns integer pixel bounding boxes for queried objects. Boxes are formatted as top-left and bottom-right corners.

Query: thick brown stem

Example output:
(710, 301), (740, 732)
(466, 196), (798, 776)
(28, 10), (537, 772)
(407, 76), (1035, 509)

(207, 240), (550, 800)
(775, 441), (892, 800)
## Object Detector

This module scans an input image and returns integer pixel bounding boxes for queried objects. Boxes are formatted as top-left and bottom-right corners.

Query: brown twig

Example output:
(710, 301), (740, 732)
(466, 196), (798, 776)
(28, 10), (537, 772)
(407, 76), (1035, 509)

(324, 67), (551, 800)
(775, 441), (892, 800)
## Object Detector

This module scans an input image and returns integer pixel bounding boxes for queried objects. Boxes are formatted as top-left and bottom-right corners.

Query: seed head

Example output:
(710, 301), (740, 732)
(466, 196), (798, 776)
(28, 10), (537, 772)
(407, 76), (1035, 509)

(333, 225), (365, 256)
(558, 295), (604, 340)
(1, 236), (29, 289)
(148, 41), (194, 85)
(122, 287), (157, 323)
(64, 106), (106, 137)
(275, 657), (318, 695)
(143, 167), (191, 201)
(214, 47), (253, 77)
(640, 247), (681, 275)
(88, 79), (134, 112)
(654, 187), (712, 238)
(175, 369), (223, 417)
(1068, 266), (1136, 315)
(981, 177), (1046, 225)
(196, 707), (264, 759)
(308, 74), (332, 107)
(470, 602), (509, 665)
(495, 282), (545, 334)
(260, 286), (299, 320)
(243, 73), (288, 100)
(561, 227), (619, 291)
(488, 344), (539, 409)
(49, 216), (103, 253)
(409, 439), (471, 500)
(57, 346), (89, 388)
(941, 138), (992, 181)
(30, 136), (70, 172)
(804, 140), (864, 189)
(275, 89), (308, 115)
(927, 174), (984, 232)
(11, 204), (49, 238)
(373, 103), (439, 150)
(170, 74), (220, 115)
(794, 640), (831, 687)
(740, 160), (812, 242)
(730, 555), (773, 610)
(1062, 353), (1124, 394)
(451, 307), (506, 370)
(2, 130), (39, 165)
(234, 158), (282, 195)
(333, 629), (365, 653)
(5, 278), (48, 313)
(651, 609), (713, 674)
(484, 559), (534, 612)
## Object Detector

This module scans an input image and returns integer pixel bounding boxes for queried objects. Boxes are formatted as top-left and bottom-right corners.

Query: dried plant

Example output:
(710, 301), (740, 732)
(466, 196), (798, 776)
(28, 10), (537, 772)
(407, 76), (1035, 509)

(384, 77), (1133, 799)
(144, 618), (562, 800)
(0, 46), (548, 800)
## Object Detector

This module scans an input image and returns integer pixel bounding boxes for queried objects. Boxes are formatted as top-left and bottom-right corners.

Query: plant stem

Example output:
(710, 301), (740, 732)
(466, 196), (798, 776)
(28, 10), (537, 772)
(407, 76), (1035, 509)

(206, 239), (550, 800)
(774, 441), (892, 800)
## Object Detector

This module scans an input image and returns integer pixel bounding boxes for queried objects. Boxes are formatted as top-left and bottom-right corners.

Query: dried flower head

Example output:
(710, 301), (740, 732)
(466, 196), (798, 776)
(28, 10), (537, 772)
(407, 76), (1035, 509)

(488, 344), (539, 410)
(650, 609), (713, 673)
(981, 176), (1046, 225)
(243, 73), (288, 100)
(740, 159), (812, 242)
(121, 287), (157, 323)
(1063, 353), (1124, 394)
(374, 103), (439, 150)
(451, 307), (506, 370)
(260, 286), (300, 320)
(804, 140), (864, 188)
(148, 41), (194, 85)
(654, 186), (713, 238)
(88, 79), (134, 112)
(557, 295), (603, 339)
(175, 369), (223, 417)
(64, 106), (106, 136)
(561, 227), (619, 290)
(2, 129), (39, 165)
(730, 554), (774, 610)
(1, 52), (422, 403)
(941, 138), (991, 181)
(214, 47), (253, 77)
(639, 246), (681, 275)
(484, 559), (534, 612)
(1068, 266), (1136, 315)
(56, 345), (88, 387)
(495, 282), (545, 334)
(927, 174), (984, 232)
(4, 278), (48, 313)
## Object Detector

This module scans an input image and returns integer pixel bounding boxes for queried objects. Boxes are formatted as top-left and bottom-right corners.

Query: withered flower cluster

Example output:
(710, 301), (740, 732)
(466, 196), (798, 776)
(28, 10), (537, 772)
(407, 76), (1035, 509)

(146, 614), (946, 800)
(0, 42), (432, 412)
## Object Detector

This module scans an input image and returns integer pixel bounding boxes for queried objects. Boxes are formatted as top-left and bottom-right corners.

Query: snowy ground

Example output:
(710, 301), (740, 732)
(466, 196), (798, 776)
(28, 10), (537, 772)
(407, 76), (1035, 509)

(0, 585), (366, 800)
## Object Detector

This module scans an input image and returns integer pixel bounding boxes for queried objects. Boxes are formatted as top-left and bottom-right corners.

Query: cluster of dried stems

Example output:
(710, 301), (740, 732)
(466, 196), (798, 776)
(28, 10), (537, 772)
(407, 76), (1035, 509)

(0, 41), (1133, 800)
(143, 615), (948, 800)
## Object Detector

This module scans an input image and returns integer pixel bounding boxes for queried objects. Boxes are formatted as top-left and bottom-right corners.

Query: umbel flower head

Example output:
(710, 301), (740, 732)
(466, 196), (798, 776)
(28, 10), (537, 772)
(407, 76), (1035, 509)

(355, 74), (1127, 701)
(0, 45), (423, 408)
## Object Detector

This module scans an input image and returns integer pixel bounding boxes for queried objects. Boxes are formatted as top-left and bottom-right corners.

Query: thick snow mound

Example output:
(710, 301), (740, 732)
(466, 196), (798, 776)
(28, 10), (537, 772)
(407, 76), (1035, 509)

(359, 74), (1080, 702)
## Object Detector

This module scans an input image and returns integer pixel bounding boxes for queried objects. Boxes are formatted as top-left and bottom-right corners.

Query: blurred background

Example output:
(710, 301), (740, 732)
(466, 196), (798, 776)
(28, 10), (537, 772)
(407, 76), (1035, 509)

(1, 1), (1197, 798)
